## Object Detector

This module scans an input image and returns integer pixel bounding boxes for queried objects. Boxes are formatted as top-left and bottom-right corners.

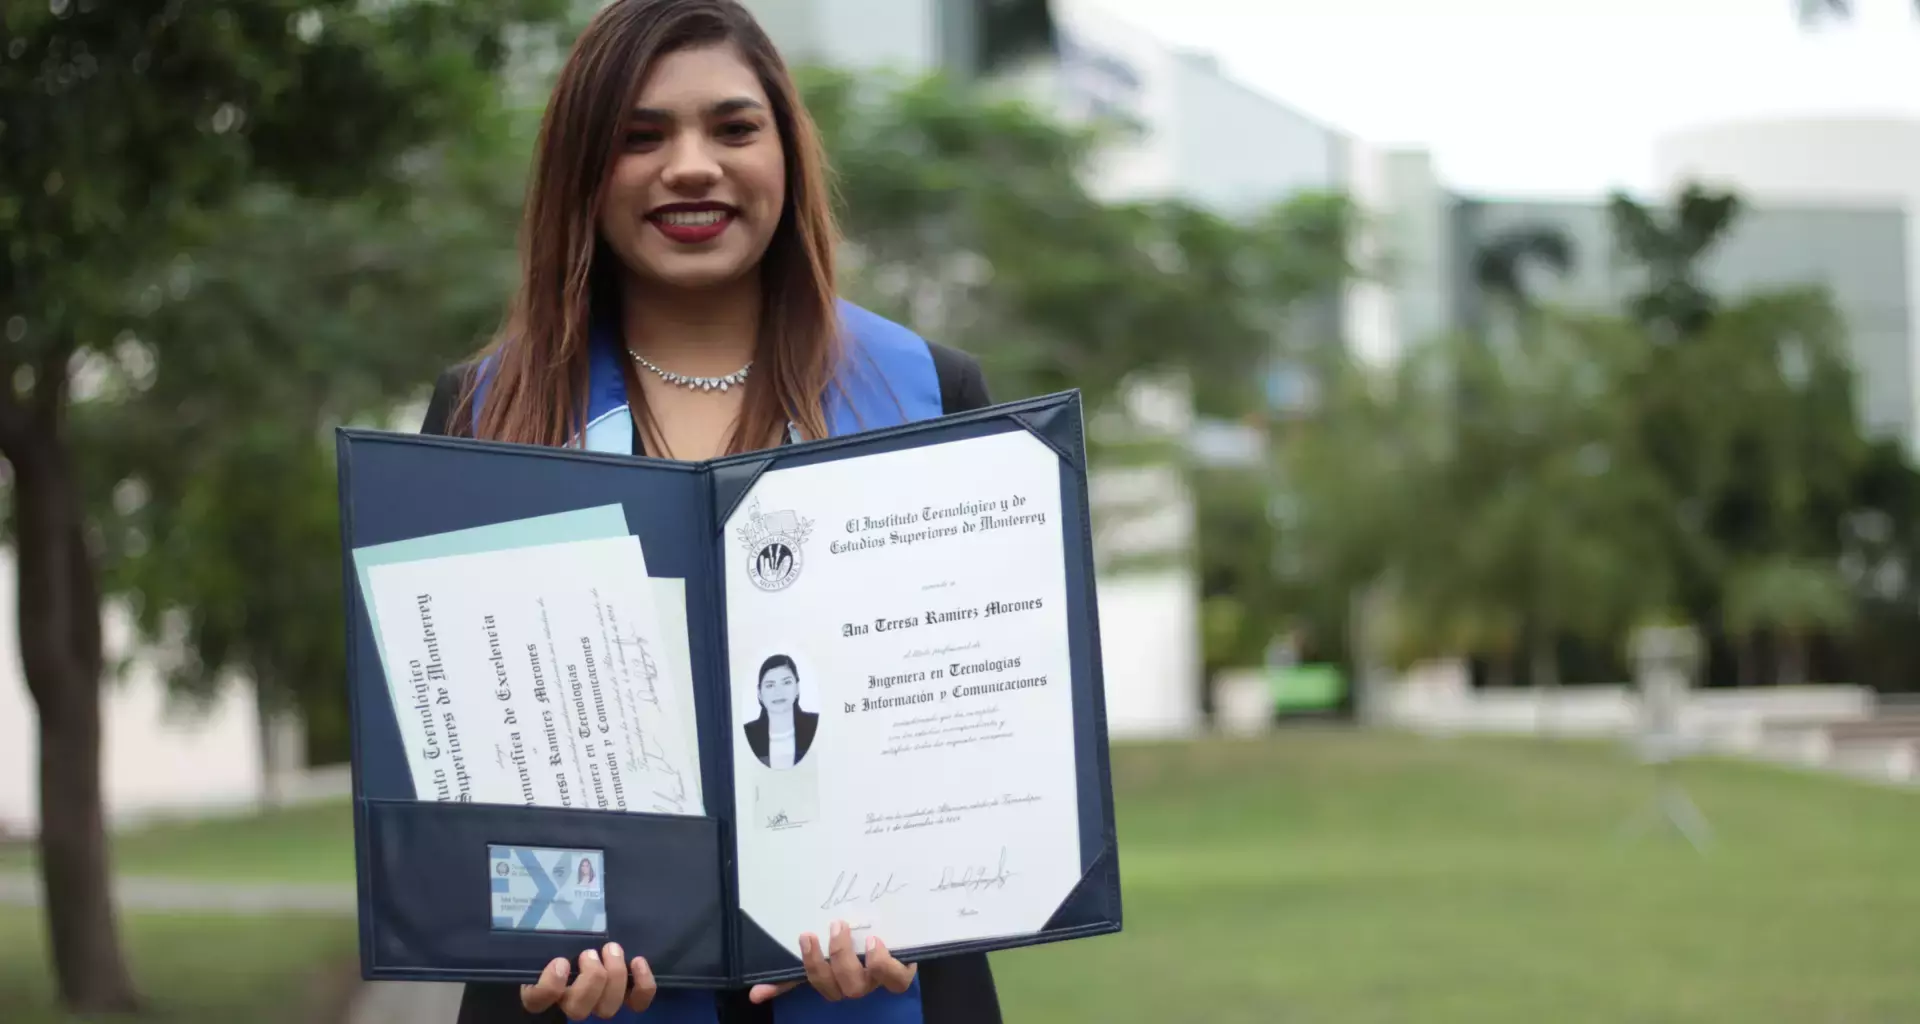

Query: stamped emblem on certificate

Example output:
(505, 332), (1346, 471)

(735, 499), (813, 592)
(489, 845), (606, 933)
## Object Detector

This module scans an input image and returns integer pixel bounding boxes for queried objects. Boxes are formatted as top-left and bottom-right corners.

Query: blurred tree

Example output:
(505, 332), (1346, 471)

(802, 67), (1353, 430)
(964, 0), (1058, 76)
(804, 64), (1358, 687)
(1299, 314), (1672, 689)
(1794, 0), (1920, 27)
(81, 120), (531, 772)
(1472, 222), (1575, 314)
(1191, 466), (1286, 706)
(1439, 317), (1673, 688)
(1723, 557), (1855, 686)
(1608, 185), (1865, 682)
(1837, 438), (1920, 692)
(0, 1), (565, 1010)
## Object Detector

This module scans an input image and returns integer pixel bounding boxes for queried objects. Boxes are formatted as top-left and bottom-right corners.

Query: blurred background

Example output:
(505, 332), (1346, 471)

(4, 0), (1920, 1020)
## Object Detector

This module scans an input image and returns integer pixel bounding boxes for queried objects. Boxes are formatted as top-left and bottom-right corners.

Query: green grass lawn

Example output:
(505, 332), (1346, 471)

(3, 729), (1917, 1022)
(0, 799), (353, 883)
(992, 731), (1920, 1023)
(0, 910), (357, 1024)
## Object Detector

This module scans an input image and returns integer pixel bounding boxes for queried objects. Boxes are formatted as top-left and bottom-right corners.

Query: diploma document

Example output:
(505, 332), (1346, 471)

(337, 390), (1120, 988)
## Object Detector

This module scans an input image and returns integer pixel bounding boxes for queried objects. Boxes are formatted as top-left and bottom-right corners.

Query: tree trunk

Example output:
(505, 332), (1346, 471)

(1777, 630), (1807, 689)
(1735, 635), (1756, 688)
(13, 427), (143, 1013)
(1489, 650), (1514, 690)
(1529, 632), (1560, 690)
(1529, 630), (1560, 734)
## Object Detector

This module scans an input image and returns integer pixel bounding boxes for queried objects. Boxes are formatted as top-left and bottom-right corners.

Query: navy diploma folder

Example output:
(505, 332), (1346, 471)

(336, 390), (1122, 987)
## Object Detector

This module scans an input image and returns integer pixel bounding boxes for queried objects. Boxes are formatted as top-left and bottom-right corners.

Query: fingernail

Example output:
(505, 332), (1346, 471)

(608, 944), (624, 962)
(801, 934), (816, 956)
(583, 949), (599, 963)
(832, 921), (845, 939)
(551, 958), (568, 975)
(867, 937), (878, 954)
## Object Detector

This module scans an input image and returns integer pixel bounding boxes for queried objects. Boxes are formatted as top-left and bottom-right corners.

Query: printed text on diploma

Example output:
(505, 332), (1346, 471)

(828, 491), (1049, 554)
(407, 593), (473, 802)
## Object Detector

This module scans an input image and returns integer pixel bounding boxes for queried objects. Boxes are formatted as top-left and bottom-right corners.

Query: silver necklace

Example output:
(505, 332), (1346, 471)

(628, 350), (751, 392)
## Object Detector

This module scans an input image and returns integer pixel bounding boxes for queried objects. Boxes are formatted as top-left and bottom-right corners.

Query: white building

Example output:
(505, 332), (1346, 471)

(1652, 115), (1920, 452)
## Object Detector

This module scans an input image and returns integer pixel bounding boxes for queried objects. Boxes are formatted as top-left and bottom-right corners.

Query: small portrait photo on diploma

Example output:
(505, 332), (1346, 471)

(741, 653), (820, 771)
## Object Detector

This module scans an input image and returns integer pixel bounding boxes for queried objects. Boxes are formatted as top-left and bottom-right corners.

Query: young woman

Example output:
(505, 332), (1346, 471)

(742, 654), (817, 770)
(419, 1), (1003, 1022)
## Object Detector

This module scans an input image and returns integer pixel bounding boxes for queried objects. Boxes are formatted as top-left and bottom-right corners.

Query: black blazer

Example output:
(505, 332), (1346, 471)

(742, 707), (818, 769)
(434, 339), (1003, 1024)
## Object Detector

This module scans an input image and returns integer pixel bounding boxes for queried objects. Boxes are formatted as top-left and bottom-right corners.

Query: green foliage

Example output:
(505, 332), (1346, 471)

(2, 1), (569, 1009)
(802, 67), (1353, 425)
(805, 66), (1359, 684)
(1284, 181), (1885, 688)
(80, 122), (532, 736)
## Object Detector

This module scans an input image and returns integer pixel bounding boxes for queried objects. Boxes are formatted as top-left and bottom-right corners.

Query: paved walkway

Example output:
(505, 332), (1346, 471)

(0, 872), (461, 1023)
(346, 981), (463, 1024)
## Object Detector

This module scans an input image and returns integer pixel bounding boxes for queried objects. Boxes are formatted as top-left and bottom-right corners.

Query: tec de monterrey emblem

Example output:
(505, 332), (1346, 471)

(736, 499), (814, 592)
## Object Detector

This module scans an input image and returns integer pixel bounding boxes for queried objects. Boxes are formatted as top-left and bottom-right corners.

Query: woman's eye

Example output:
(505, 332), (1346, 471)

(625, 129), (662, 148)
(718, 121), (759, 141)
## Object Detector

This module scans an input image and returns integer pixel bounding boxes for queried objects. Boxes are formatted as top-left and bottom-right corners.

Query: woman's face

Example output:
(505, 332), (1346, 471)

(758, 664), (798, 714)
(598, 42), (787, 293)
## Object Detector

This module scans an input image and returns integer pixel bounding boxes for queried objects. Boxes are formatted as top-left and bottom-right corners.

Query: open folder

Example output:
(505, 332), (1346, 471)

(336, 389), (1122, 988)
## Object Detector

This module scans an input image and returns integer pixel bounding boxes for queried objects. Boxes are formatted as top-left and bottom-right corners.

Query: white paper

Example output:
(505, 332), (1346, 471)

(724, 430), (1083, 954)
(364, 536), (703, 816)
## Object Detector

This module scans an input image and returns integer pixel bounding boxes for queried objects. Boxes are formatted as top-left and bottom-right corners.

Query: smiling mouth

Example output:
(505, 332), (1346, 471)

(655, 209), (729, 227)
(648, 204), (737, 243)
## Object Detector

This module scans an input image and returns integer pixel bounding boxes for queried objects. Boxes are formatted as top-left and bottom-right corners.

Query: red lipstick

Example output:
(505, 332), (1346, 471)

(648, 202), (735, 245)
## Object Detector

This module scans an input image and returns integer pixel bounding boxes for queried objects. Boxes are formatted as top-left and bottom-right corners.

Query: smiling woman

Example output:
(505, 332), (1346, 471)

(421, 2), (1005, 1023)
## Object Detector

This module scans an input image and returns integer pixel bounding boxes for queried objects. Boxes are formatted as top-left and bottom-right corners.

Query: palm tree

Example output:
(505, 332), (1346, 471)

(1794, 0), (1920, 28)
(1472, 223), (1575, 313)
(1723, 557), (1855, 686)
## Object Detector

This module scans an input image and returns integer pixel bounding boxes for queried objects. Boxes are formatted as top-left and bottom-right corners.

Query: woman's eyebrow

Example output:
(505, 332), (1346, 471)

(630, 97), (767, 121)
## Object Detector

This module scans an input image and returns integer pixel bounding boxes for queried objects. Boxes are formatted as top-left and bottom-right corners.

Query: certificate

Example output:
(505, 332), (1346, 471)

(336, 389), (1120, 988)
(724, 430), (1082, 953)
(360, 535), (703, 816)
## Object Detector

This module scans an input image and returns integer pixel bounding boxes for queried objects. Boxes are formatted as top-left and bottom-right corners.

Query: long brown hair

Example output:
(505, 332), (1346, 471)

(456, 0), (841, 453)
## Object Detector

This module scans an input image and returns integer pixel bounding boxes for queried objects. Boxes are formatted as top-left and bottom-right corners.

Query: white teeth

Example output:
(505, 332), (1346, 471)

(658, 210), (726, 227)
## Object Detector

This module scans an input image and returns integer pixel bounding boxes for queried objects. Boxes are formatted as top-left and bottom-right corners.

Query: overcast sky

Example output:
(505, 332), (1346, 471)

(1077, 0), (1920, 197)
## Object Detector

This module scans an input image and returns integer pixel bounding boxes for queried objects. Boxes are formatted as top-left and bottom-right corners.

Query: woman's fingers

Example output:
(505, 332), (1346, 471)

(800, 931), (844, 1000)
(591, 943), (629, 1018)
(627, 955), (659, 1012)
(863, 937), (918, 994)
(825, 921), (871, 998)
(757, 926), (914, 1006)
(521, 957), (571, 1013)
(559, 947), (608, 1021)
(747, 980), (801, 1004)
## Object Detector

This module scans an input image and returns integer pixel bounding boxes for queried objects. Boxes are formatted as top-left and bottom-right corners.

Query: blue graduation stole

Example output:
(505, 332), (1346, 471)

(472, 299), (943, 1024)
(472, 300), (942, 455)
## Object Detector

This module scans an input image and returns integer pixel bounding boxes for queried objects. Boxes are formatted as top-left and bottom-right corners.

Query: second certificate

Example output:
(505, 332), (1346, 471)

(722, 428), (1084, 957)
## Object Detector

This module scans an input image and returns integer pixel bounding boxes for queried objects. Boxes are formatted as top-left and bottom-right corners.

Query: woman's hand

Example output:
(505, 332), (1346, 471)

(747, 921), (918, 1005)
(520, 942), (658, 1020)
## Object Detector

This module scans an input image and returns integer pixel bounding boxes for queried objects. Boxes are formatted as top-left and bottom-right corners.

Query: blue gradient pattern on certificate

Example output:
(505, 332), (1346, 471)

(489, 845), (607, 933)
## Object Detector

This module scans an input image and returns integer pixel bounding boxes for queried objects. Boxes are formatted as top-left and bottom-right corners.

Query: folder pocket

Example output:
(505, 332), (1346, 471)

(361, 798), (727, 986)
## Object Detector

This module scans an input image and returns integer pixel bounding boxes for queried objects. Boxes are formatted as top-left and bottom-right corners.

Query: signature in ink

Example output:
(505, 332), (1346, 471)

(818, 870), (908, 912)
(930, 847), (1016, 895)
(820, 871), (862, 911)
(767, 811), (791, 828)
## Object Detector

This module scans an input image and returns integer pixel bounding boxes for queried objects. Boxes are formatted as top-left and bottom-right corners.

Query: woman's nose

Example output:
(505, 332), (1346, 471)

(661, 137), (722, 190)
